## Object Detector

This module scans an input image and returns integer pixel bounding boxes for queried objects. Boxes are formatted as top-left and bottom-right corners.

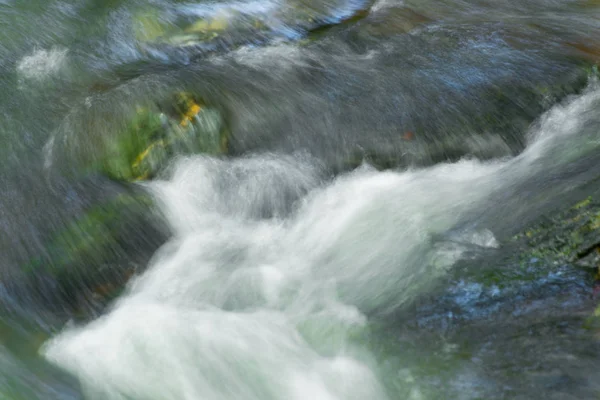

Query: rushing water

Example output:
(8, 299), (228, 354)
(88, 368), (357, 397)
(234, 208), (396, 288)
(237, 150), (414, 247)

(41, 81), (600, 400)
(1, 0), (600, 399)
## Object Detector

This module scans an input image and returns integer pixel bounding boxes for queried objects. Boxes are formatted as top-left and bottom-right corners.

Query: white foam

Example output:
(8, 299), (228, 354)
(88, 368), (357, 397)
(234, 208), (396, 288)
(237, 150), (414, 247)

(16, 47), (68, 82)
(43, 84), (600, 400)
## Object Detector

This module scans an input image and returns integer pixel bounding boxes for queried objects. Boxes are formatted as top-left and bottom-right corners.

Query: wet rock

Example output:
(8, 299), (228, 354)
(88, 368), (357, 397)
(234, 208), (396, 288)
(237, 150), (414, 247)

(385, 310), (600, 399)
(20, 94), (227, 316)
(132, 6), (268, 51)
(567, 42), (600, 64)
(512, 196), (600, 269)
(351, 6), (432, 38)
(373, 196), (600, 399)
(133, 9), (171, 43)
(100, 92), (228, 181)
(132, 0), (371, 54)
(19, 180), (168, 319)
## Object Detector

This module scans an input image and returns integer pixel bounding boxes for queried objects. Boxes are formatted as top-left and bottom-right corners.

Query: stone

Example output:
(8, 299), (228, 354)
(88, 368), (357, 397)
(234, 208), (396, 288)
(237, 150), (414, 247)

(100, 92), (228, 182)
(21, 186), (168, 317)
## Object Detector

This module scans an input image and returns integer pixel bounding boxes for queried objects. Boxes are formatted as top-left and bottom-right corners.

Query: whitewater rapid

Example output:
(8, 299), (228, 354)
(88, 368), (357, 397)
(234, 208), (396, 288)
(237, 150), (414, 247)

(42, 81), (600, 400)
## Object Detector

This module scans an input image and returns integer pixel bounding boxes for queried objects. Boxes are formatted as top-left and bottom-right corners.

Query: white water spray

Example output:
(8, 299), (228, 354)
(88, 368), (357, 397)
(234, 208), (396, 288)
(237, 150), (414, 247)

(43, 83), (600, 400)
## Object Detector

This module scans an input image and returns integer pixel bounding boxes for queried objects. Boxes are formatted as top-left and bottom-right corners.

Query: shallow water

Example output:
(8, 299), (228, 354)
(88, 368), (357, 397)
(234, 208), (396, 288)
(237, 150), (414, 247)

(42, 82), (600, 400)
(1, 0), (600, 399)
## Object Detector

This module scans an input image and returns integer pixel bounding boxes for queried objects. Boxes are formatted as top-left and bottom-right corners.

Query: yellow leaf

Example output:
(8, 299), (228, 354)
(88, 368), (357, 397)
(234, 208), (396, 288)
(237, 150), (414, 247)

(132, 140), (164, 169)
(180, 103), (202, 126)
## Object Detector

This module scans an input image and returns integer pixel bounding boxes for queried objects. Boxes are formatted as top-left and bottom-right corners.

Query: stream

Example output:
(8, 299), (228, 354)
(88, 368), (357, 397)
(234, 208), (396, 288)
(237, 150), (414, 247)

(1, 0), (600, 399)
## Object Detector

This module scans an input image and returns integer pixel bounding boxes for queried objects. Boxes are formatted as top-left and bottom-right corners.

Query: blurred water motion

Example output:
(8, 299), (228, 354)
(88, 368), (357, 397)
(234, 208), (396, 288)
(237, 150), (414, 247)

(1, 0), (600, 398)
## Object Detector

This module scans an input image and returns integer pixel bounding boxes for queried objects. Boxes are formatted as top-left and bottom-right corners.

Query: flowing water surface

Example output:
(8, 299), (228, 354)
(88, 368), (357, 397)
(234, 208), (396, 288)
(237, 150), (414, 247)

(1, 0), (600, 399)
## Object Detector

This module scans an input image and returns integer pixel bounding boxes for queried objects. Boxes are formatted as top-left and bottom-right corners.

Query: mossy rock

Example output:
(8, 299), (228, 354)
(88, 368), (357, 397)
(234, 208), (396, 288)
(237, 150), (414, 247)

(22, 188), (167, 314)
(511, 196), (600, 269)
(133, 9), (171, 42)
(132, 2), (370, 51)
(185, 16), (229, 34)
(341, 6), (430, 40)
(100, 92), (228, 181)
(444, 196), (600, 294)
(132, 8), (260, 48)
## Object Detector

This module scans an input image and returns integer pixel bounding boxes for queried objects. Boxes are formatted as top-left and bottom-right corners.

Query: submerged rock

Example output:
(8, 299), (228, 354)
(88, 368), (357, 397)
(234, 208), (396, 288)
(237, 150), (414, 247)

(134, 10), (233, 48)
(100, 92), (228, 182)
(19, 180), (168, 319)
(132, 6), (269, 51)
(513, 196), (600, 270)
(349, 6), (432, 38)
(133, 9), (171, 43)
(131, 0), (371, 53)
(373, 196), (600, 399)
(21, 92), (227, 318)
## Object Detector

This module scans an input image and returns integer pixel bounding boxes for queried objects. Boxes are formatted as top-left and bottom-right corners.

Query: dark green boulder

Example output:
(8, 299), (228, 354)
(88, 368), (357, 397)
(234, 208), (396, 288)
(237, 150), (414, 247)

(99, 92), (228, 181)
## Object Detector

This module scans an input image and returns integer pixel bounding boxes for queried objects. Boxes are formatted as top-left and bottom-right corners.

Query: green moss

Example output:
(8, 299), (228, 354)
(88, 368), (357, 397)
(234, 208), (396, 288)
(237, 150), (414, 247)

(583, 304), (600, 330)
(466, 197), (600, 291)
(133, 10), (171, 42)
(510, 196), (600, 269)
(22, 193), (154, 277)
(473, 259), (552, 289)
(98, 93), (228, 182)
(573, 196), (592, 210)
(101, 107), (165, 181)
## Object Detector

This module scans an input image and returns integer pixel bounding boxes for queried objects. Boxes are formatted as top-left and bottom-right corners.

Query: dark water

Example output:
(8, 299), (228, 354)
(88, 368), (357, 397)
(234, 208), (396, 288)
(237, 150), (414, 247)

(1, 0), (600, 398)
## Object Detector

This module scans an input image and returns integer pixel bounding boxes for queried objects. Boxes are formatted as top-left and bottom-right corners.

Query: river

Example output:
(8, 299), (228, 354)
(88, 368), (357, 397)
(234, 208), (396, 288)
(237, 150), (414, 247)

(1, 0), (600, 399)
